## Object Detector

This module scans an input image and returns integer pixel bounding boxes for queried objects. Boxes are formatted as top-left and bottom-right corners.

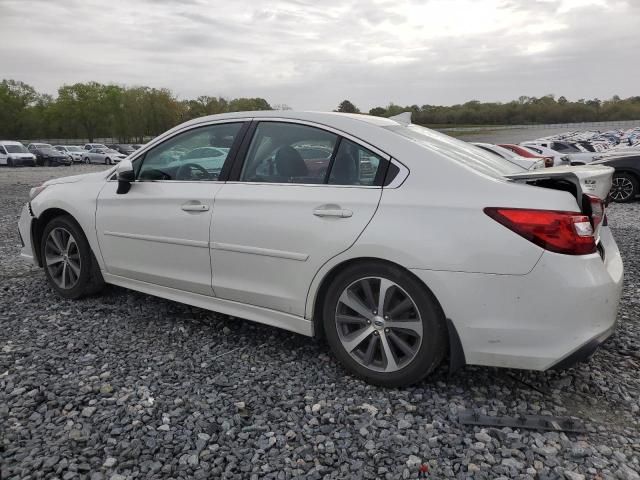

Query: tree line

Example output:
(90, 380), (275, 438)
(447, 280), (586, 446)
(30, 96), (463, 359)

(0, 79), (275, 142)
(3, 79), (640, 142)
(337, 95), (640, 126)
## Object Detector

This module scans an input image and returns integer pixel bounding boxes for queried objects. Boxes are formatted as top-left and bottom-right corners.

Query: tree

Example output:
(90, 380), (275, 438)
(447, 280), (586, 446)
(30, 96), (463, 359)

(369, 107), (387, 116)
(336, 100), (360, 113)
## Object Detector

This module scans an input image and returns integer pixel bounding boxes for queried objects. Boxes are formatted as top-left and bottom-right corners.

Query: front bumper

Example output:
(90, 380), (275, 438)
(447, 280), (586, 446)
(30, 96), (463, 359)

(411, 225), (623, 371)
(18, 204), (37, 264)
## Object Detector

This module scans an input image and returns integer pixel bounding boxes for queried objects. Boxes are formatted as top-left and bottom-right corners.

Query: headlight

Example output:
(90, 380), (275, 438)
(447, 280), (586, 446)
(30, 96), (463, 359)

(29, 184), (48, 200)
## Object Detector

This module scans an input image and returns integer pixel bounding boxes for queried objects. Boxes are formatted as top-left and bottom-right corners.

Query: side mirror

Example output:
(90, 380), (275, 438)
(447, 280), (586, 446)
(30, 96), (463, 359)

(116, 159), (134, 194)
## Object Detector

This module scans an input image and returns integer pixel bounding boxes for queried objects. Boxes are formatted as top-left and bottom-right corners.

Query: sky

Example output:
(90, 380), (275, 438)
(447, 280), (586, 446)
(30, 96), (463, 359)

(0, 0), (638, 111)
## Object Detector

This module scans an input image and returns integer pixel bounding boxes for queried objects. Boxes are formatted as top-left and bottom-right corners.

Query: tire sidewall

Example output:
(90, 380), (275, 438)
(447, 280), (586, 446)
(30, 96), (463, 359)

(41, 216), (95, 299)
(322, 262), (446, 387)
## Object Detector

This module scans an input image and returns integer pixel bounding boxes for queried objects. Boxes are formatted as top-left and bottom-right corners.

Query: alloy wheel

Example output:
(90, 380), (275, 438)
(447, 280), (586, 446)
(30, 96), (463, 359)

(44, 227), (81, 289)
(610, 177), (634, 201)
(335, 277), (423, 373)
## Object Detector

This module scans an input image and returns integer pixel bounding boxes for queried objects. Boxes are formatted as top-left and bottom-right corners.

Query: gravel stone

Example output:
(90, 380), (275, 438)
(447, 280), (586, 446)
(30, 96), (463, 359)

(1, 166), (639, 479)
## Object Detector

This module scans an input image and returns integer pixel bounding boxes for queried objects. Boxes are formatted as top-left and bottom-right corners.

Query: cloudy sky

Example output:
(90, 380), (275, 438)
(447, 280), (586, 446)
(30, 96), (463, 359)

(1, 0), (638, 110)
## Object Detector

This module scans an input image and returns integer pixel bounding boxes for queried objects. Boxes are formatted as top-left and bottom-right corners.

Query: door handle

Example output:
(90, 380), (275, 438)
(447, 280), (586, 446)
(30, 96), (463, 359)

(181, 203), (209, 212)
(313, 207), (353, 218)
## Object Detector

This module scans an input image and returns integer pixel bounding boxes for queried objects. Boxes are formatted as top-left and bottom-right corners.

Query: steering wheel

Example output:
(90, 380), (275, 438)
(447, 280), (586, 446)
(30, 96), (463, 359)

(175, 162), (209, 180)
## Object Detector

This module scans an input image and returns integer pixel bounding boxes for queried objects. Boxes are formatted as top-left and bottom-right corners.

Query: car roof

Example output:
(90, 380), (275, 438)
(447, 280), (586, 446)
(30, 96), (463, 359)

(0, 141), (24, 145)
(178, 111), (400, 130)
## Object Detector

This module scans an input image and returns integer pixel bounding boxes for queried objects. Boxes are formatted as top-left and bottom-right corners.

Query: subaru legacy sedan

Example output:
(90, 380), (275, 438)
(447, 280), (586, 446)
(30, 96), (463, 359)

(18, 111), (623, 386)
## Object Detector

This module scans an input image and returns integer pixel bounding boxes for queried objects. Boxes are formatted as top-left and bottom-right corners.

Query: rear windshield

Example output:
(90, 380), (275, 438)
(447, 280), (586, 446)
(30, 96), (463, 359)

(4, 144), (28, 153)
(384, 124), (521, 177)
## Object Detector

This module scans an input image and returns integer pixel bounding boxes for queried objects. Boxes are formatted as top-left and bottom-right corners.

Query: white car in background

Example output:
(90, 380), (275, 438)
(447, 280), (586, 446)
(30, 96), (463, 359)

(82, 148), (127, 165)
(54, 145), (84, 163)
(522, 141), (600, 164)
(472, 143), (544, 170)
(0, 141), (36, 166)
(18, 111), (623, 386)
(521, 144), (572, 166)
(84, 143), (108, 151)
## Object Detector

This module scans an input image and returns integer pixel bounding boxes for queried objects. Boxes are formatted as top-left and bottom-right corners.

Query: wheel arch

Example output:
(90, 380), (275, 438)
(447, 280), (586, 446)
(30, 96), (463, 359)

(32, 208), (80, 267)
(309, 256), (465, 372)
(614, 168), (640, 183)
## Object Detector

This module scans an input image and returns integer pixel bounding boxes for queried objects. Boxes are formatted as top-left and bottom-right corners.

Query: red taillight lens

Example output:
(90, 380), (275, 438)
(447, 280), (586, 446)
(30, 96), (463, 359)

(584, 194), (604, 237)
(544, 157), (554, 168)
(484, 207), (596, 255)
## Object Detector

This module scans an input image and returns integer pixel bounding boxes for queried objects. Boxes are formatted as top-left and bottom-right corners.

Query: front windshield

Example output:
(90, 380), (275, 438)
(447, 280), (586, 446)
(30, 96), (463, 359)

(385, 124), (522, 177)
(67, 146), (83, 152)
(5, 144), (28, 153)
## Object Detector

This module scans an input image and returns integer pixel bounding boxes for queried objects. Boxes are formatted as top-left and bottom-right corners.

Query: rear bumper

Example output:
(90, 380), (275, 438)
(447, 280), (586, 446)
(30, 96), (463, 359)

(411, 225), (623, 371)
(18, 204), (37, 264)
(550, 326), (614, 370)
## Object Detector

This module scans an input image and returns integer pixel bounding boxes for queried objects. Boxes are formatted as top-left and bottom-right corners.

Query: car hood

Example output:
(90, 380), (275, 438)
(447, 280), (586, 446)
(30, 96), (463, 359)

(43, 170), (112, 186)
(504, 164), (614, 200)
(8, 153), (34, 158)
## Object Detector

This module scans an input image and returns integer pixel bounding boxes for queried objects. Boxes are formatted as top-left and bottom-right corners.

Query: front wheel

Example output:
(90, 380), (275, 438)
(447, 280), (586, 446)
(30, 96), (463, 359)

(84, 157), (90, 164)
(7, 158), (14, 167)
(41, 215), (104, 299)
(105, 157), (112, 165)
(610, 173), (638, 203)
(323, 262), (447, 387)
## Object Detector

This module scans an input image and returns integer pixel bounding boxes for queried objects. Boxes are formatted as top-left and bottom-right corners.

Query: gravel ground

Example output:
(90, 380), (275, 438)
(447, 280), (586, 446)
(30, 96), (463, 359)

(1, 165), (639, 480)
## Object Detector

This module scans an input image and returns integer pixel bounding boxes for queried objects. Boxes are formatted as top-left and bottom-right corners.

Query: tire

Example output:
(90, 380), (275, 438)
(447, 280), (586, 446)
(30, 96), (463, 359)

(44, 158), (51, 167)
(40, 215), (104, 299)
(7, 158), (14, 167)
(84, 157), (90, 164)
(322, 262), (447, 387)
(610, 173), (638, 203)
(105, 157), (111, 165)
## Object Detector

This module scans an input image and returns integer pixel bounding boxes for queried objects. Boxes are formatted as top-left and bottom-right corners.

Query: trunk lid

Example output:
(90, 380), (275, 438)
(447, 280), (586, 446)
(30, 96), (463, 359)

(504, 164), (614, 201)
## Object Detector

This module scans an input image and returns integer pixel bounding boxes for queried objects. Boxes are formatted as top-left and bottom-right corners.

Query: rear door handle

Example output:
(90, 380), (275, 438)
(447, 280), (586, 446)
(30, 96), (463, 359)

(313, 207), (353, 218)
(181, 203), (209, 212)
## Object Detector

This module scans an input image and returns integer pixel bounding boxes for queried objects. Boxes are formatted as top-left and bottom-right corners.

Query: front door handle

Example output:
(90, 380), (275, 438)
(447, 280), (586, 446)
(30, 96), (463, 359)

(313, 206), (353, 218)
(181, 203), (209, 212)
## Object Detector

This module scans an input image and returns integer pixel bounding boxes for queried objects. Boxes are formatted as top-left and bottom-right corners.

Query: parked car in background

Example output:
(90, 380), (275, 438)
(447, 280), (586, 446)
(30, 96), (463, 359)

(54, 145), (84, 163)
(83, 143), (108, 151)
(131, 144), (145, 150)
(591, 154), (640, 203)
(107, 144), (136, 156)
(472, 143), (545, 170)
(521, 141), (601, 164)
(0, 141), (36, 166)
(82, 147), (127, 165)
(519, 144), (572, 167)
(27, 143), (71, 166)
(18, 111), (622, 387)
(499, 144), (556, 167)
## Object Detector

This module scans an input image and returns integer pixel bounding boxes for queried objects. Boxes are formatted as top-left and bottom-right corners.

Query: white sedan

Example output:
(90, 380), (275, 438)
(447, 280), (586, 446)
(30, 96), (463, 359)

(82, 148), (127, 165)
(17, 111), (623, 386)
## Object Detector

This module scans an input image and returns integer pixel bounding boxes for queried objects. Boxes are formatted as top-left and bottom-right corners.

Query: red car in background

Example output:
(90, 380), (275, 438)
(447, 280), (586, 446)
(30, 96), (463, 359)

(499, 144), (554, 168)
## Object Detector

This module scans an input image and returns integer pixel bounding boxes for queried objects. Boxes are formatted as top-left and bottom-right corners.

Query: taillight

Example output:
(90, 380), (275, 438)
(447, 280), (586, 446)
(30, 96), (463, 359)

(544, 157), (554, 168)
(484, 208), (596, 255)
(582, 194), (605, 238)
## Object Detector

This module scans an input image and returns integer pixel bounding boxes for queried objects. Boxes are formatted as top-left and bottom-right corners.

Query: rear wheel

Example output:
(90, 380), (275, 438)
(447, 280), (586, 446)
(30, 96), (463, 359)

(610, 173), (638, 203)
(322, 262), (447, 387)
(41, 215), (104, 299)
